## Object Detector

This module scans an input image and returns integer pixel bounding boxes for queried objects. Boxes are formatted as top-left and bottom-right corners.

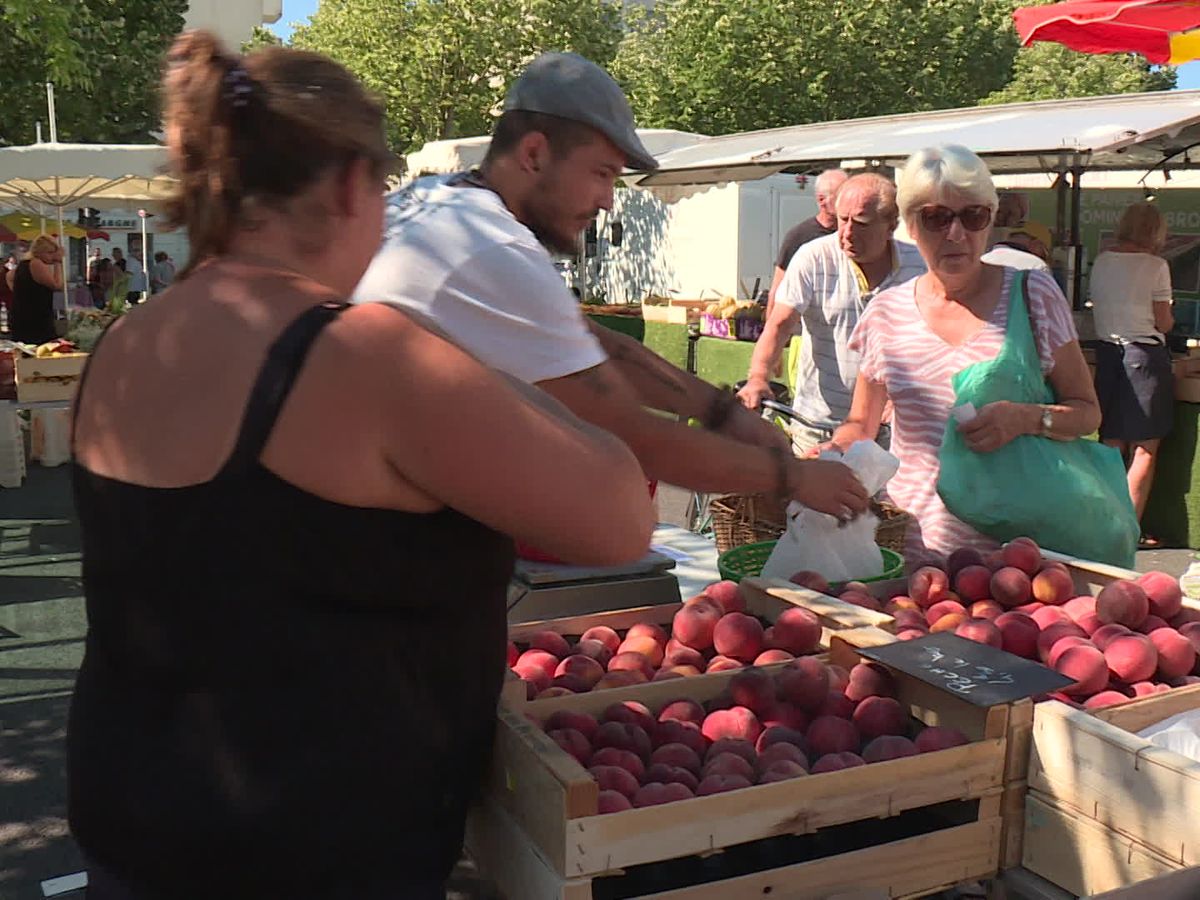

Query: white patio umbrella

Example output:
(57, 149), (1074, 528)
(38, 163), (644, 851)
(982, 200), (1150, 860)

(0, 142), (175, 303)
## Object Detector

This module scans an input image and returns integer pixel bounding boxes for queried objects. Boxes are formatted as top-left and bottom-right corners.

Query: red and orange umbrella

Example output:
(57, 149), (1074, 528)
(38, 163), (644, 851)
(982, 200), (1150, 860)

(1015, 0), (1200, 64)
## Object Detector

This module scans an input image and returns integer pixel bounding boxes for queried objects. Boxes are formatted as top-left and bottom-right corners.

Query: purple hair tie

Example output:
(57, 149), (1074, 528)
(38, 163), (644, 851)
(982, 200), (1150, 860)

(223, 66), (255, 108)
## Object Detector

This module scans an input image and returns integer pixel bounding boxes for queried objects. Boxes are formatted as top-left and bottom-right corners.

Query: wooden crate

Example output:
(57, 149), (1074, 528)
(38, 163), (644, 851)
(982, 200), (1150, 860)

(479, 634), (1015, 887)
(1022, 689), (1200, 894)
(15, 353), (87, 402)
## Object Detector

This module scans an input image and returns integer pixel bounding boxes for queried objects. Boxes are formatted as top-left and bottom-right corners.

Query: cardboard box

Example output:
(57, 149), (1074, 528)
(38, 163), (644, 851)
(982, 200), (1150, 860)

(15, 353), (87, 403)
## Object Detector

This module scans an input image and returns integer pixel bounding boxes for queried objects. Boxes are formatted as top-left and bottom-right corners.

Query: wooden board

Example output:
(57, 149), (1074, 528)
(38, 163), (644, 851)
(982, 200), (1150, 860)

(1027, 696), (1200, 870)
(1022, 794), (1182, 897)
(490, 640), (1013, 878)
(1090, 865), (1200, 899)
(1000, 780), (1027, 870)
(467, 798), (1002, 900)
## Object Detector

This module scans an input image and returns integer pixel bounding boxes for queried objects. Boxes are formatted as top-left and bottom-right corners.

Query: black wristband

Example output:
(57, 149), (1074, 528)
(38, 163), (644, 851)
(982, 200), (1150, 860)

(703, 389), (737, 431)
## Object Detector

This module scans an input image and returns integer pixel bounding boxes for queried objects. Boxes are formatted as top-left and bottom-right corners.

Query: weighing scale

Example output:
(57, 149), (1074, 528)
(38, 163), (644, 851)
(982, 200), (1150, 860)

(506, 550), (682, 622)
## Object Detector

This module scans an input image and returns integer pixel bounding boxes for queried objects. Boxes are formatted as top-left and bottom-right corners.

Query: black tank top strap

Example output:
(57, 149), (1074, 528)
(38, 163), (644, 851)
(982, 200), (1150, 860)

(217, 300), (350, 480)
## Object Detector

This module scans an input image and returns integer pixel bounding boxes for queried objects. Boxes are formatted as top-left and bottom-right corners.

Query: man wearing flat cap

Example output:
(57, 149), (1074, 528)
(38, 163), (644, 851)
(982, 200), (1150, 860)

(354, 53), (868, 521)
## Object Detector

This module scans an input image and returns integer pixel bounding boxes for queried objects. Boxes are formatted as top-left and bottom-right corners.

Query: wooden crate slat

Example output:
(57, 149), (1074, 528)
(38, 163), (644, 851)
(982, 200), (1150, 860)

(1091, 682), (1200, 733)
(741, 576), (895, 631)
(563, 752), (1003, 875)
(1022, 793), (1182, 897)
(1000, 780), (1027, 870)
(1028, 699), (1200, 868)
(466, 802), (596, 900)
(508, 604), (681, 641)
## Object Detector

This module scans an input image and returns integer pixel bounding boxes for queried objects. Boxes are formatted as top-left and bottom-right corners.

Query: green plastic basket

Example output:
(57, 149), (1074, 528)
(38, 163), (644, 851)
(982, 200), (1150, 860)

(717, 541), (904, 585)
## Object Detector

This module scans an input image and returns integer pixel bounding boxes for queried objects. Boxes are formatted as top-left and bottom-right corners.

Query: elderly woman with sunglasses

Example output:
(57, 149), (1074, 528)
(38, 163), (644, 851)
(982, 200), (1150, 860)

(827, 145), (1101, 565)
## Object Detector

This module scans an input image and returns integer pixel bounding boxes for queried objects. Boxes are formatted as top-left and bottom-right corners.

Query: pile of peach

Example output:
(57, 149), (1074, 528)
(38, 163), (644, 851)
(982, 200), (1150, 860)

(845, 538), (1200, 709)
(509, 580), (824, 701)
(538, 658), (968, 812)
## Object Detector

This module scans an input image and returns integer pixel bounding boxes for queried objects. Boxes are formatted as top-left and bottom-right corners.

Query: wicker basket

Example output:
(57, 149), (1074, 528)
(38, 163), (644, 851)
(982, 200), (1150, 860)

(709, 492), (913, 555)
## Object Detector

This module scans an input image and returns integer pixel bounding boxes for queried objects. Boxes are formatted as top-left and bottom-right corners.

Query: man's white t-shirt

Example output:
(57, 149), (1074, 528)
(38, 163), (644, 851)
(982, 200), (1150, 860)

(353, 175), (606, 384)
(125, 255), (146, 292)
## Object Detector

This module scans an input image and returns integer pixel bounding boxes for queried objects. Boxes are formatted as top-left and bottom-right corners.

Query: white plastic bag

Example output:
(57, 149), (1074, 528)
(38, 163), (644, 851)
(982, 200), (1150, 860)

(760, 441), (900, 584)
(1137, 708), (1200, 764)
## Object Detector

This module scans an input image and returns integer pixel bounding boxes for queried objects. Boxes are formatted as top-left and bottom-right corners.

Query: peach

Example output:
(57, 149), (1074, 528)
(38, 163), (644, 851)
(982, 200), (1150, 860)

(948, 547), (986, 579)
(704, 691), (735, 713)
(1036, 622), (1087, 662)
(1032, 567), (1074, 606)
(1131, 681), (1160, 698)
(840, 590), (883, 611)
(756, 725), (807, 753)
(1055, 644), (1109, 696)
(862, 735), (918, 763)
(544, 710), (599, 741)
(618, 635), (665, 668)
(706, 655), (745, 673)
(701, 707), (762, 744)
(604, 701), (656, 733)
(704, 580), (746, 614)
(627, 622), (669, 647)
(1062, 595), (1098, 624)
(528, 630), (571, 659)
(633, 782), (694, 806)
(651, 742), (703, 775)
(506, 641), (519, 668)
(597, 790), (633, 814)
(777, 657), (831, 710)
(645, 763), (699, 792)
(514, 648), (560, 681)
(816, 692), (855, 719)
(994, 612), (1039, 659)
(755, 649), (795, 665)
(520, 672), (551, 698)
(572, 638), (614, 668)
(593, 670), (648, 691)
(969, 600), (1004, 621)
(956, 618), (1003, 648)
(845, 661), (897, 701)
(664, 643), (706, 670)
(550, 674), (590, 693)
(555, 654), (605, 688)
(789, 570), (831, 593)
(658, 698), (706, 728)
(537, 686), (576, 699)
(914, 726), (969, 753)
(925, 599), (967, 628)
(807, 715), (860, 757)
(1076, 612), (1103, 636)
(897, 628), (927, 641)
(1137, 571), (1184, 621)
(886, 596), (921, 614)
(1002, 538), (1042, 575)
(548, 728), (592, 765)
(811, 752), (865, 774)
(759, 742), (809, 771)
(991, 568), (1032, 608)
(1091, 623), (1133, 651)
(671, 603), (721, 651)
(730, 667), (778, 715)
(955, 566), (993, 603)
(589, 765), (640, 799)
(909, 566), (950, 609)
(759, 759), (808, 783)
(931, 613), (969, 634)
(696, 773), (752, 795)
(892, 609), (929, 631)
(1031, 606), (1073, 632)
(1014, 601), (1045, 616)
(828, 664), (851, 694)
(588, 747), (645, 781)
(593, 721), (652, 761)
(984, 550), (1007, 572)
(762, 703), (810, 732)
(852, 696), (908, 739)
(713, 613), (765, 662)
(1096, 581), (1150, 628)
(770, 607), (823, 655)
(1171, 608), (1200, 628)
(653, 668), (685, 682)
(1150, 628), (1197, 679)
(580, 625), (622, 654)
(607, 651), (655, 680)
(705, 737), (757, 767)
(652, 720), (708, 757)
(702, 753), (756, 782)
(1046, 636), (1092, 668)
(1084, 691), (1131, 710)
(1136, 615), (1171, 634)
(1180, 621), (1200, 656)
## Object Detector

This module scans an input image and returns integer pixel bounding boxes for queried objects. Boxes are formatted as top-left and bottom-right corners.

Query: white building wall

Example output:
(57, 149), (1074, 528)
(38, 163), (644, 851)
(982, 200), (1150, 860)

(183, 0), (280, 50)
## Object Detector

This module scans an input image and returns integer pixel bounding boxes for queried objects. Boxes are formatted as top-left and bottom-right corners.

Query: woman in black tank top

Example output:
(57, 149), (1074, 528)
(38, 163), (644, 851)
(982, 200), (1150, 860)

(10, 235), (63, 344)
(68, 33), (653, 900)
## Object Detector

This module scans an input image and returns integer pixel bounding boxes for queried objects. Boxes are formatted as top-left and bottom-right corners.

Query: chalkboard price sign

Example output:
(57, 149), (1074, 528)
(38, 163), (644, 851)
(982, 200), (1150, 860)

(857, 633), (1073, 707)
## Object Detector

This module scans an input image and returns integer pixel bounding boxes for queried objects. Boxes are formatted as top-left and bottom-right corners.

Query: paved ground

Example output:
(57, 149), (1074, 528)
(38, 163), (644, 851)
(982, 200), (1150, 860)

(0, 469), (1194, 899)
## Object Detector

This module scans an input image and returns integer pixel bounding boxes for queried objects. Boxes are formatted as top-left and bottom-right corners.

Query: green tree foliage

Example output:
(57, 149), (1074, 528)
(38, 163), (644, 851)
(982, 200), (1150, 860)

(613, 0), (1020, 135)
(291, 0), (623, 153)
(982, 43), (1176, 105)
(243, 25), (284, 53)
(0, 0), (187, 146)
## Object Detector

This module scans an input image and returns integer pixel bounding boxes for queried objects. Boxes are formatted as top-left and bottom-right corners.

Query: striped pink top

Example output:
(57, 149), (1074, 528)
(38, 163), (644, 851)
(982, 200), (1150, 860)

(850, 267), (1078, 567)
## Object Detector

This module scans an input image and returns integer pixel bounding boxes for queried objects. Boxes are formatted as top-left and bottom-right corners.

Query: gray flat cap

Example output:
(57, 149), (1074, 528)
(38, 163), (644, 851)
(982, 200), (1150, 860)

(504, 52), (659, 172)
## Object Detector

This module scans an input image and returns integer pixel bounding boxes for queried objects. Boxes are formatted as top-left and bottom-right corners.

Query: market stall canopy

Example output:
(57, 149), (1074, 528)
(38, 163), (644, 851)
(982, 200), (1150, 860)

(635, 91), (1200, 187)
(0, 211), (86, 240)
(0, 142), (174, 214)
(1014, 0), (1200, 65)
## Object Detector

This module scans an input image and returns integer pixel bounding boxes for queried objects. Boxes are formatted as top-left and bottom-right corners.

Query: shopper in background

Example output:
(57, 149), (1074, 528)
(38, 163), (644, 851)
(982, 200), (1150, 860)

(6, 235), (62, 344)
(981, 220), (1053, 272)
(766, 168), (848, 318)
(68, 31), (654, 900)
(127, 248), (147, 303)
(90, 258), (114, 309)
(1090, 201), (1175, 543)
(149, 250), (176, 293)
(0, 252), (16, 330)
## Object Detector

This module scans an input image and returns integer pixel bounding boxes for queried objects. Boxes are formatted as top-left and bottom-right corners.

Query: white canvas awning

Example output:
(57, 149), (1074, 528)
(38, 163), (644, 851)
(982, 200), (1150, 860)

(637, 90), (1200, 187)
(0, 142), (174, 214)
